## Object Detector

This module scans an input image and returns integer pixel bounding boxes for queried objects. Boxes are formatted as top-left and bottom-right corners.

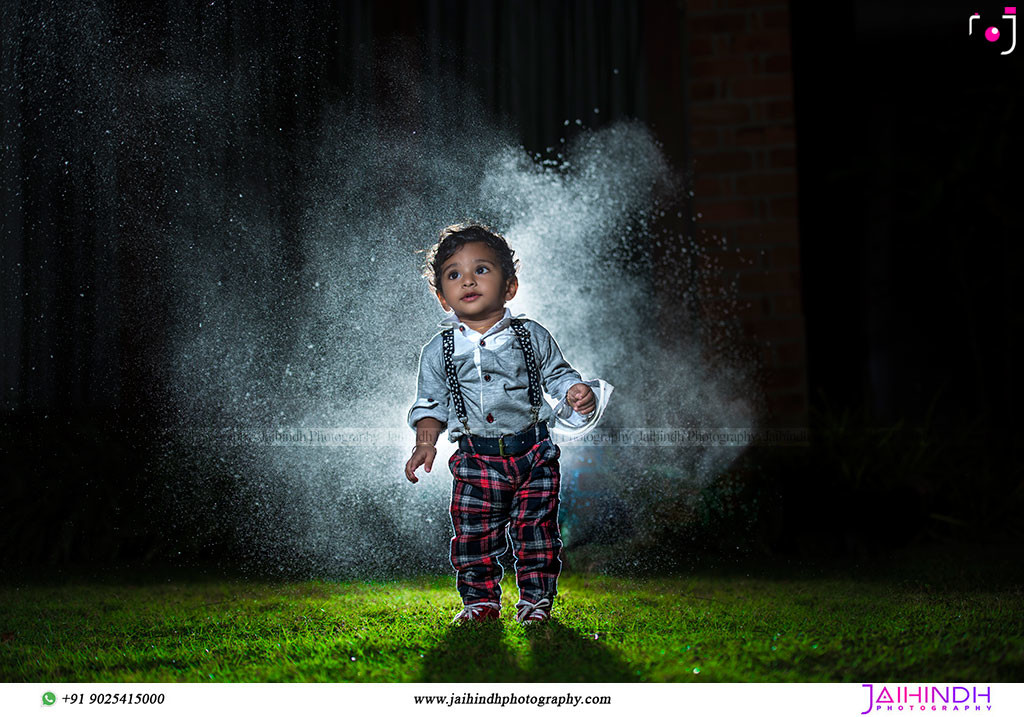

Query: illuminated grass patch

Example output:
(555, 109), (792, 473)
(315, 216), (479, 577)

(2, 563), (1021, 682)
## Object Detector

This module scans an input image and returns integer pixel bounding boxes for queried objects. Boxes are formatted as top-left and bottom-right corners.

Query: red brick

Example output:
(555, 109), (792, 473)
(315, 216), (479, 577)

(746, 316), (806, 341)
(770, 196), (799, 219)
(767, 390), (808, 419)
(689, 34), (714, 56)
(737, 270), (801, 295)
(732, 31), (792, 54)
(772, 293), (803, 315)
(695, 175), (729, 197)
(733, 124), (794, 147)
(765, 124), (795, 144)
(765, 54), (791, 73)
(690, 80), (719, 101)
(690, 13), (749, 34)
(737, 271), (783, 295)
(732, 74), (793, 98)
(734, 298), (767, 321)
(730, 220), (799, 246)
(712, 249), (750, 269)
(692, 150), (753, 172)
(690, 102), (751, 124)
(737, 172), (797, 195)
(769, 148), (796, 168)
(686, 0), (719, 12)
(690, 127), (720, 149)
(762, 9), (791, 29)
(698, 294), (738, 316)
(777, 341), (806, 365)
(729, 226), (768, 247)
(726, 0), (787, 8)
(766, 99), (794, 120)
(734, 126), (767, 145)
(767, 245), (802, 270)
(691, 57), (752, 78)
(697, 199), (758, 222)
(767, 366), (807, 390)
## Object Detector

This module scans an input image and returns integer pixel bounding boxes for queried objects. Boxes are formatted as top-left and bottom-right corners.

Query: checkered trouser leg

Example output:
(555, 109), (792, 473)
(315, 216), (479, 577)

(448, 438), (562, 605)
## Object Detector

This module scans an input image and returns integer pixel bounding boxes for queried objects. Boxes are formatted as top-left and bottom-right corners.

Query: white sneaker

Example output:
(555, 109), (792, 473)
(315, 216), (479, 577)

(452, 601), (501, 624)
(515, 598), (552, 624)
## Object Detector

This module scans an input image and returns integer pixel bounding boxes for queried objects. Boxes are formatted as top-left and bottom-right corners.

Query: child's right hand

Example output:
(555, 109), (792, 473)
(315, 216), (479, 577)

(405, 445), (437, 483)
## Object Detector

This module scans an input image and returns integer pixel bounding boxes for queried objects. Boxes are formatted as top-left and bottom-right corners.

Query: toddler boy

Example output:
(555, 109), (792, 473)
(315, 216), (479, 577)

(405, 224), (603, 624)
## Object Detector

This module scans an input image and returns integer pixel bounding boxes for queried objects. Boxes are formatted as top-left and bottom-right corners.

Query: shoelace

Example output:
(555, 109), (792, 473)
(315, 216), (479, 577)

(453, 601), (501, 622)
(515, 598), (552, 623)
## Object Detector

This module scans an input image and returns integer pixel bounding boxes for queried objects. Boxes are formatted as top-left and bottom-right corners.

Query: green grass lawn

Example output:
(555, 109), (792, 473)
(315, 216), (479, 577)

(2, 546), (1022, 682)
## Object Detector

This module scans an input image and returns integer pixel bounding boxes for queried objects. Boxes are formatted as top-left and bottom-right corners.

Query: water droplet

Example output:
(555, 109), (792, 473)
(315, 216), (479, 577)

(693, 667), (700, 674)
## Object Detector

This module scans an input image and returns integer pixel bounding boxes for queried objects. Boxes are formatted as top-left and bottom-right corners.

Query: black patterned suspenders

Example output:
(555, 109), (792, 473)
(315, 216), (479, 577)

(508, 318), (542, 427)
(442, 318), (543, 435)
(441, 328), (472, 435)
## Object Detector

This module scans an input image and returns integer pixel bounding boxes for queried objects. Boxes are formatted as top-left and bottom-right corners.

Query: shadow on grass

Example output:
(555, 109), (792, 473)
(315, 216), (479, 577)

(419, 619), (633, 682)
(419, 621), (518, 682)
(522, 621), (634, 681)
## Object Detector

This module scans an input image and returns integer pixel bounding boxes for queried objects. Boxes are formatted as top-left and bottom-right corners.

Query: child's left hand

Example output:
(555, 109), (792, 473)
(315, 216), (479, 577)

(566, 383), (596, 416)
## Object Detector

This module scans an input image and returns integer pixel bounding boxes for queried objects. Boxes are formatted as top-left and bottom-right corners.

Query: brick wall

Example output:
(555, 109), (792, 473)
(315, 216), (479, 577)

(683, 0), (808, 428)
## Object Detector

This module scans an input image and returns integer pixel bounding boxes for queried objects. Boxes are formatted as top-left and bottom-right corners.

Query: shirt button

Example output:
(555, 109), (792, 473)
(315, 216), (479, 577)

(484, 374), (491, 381)
(459, 325), (465, 332)
(480, 339), (486, 347)
(486, 413), (494, 423)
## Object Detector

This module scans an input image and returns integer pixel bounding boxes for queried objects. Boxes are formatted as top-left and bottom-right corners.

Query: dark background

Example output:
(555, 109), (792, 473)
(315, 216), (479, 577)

(1, 1), (1021, 571)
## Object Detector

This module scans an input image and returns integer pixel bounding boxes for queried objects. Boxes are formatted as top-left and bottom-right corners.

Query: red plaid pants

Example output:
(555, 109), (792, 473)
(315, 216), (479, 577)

(448, 437), (562, 605)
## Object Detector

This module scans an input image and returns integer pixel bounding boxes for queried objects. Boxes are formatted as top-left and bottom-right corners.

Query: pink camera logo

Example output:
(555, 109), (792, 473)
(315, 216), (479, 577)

(970, 8), (1017, 54)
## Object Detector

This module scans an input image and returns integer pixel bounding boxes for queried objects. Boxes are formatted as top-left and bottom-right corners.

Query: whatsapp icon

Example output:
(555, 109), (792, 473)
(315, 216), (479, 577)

(42, 692), (56, 706)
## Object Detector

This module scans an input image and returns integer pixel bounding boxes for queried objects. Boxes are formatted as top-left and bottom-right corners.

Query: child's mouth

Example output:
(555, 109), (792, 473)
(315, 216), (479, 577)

(463, 294), (481, 302)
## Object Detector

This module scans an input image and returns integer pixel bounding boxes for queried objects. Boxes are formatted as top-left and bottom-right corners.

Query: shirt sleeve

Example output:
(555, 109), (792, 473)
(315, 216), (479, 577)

(530, 322), (583, 403)
(407, 338), (450, 431)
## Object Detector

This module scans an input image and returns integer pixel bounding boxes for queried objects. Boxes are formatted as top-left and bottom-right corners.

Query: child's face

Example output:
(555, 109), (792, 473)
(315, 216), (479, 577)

(435, 241), (518, 321)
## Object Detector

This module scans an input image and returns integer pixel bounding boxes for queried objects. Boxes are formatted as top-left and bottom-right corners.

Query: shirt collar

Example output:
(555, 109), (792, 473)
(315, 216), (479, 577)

(438, 307), (525, 337)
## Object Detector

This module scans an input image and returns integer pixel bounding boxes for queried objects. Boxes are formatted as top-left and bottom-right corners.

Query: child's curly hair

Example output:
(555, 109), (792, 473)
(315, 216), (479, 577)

(422, 223), (519, 296)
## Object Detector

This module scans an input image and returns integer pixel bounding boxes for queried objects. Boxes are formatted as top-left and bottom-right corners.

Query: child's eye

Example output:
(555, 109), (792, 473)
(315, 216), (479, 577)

(447, 270), (460, 280)
(475, 266), (489, 274)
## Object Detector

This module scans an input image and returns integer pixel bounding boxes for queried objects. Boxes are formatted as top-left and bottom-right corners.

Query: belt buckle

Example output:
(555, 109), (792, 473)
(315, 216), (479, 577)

(498, 435), (509, 458)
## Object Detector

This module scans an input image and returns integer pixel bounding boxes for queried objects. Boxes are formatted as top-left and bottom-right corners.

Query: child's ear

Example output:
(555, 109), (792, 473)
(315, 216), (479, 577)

(436, 289), (452, 312)
(504, 277), (519, 301)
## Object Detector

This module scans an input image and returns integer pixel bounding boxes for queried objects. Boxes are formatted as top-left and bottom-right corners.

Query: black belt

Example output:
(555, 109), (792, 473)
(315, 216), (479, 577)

(459, 422), (549, 457)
